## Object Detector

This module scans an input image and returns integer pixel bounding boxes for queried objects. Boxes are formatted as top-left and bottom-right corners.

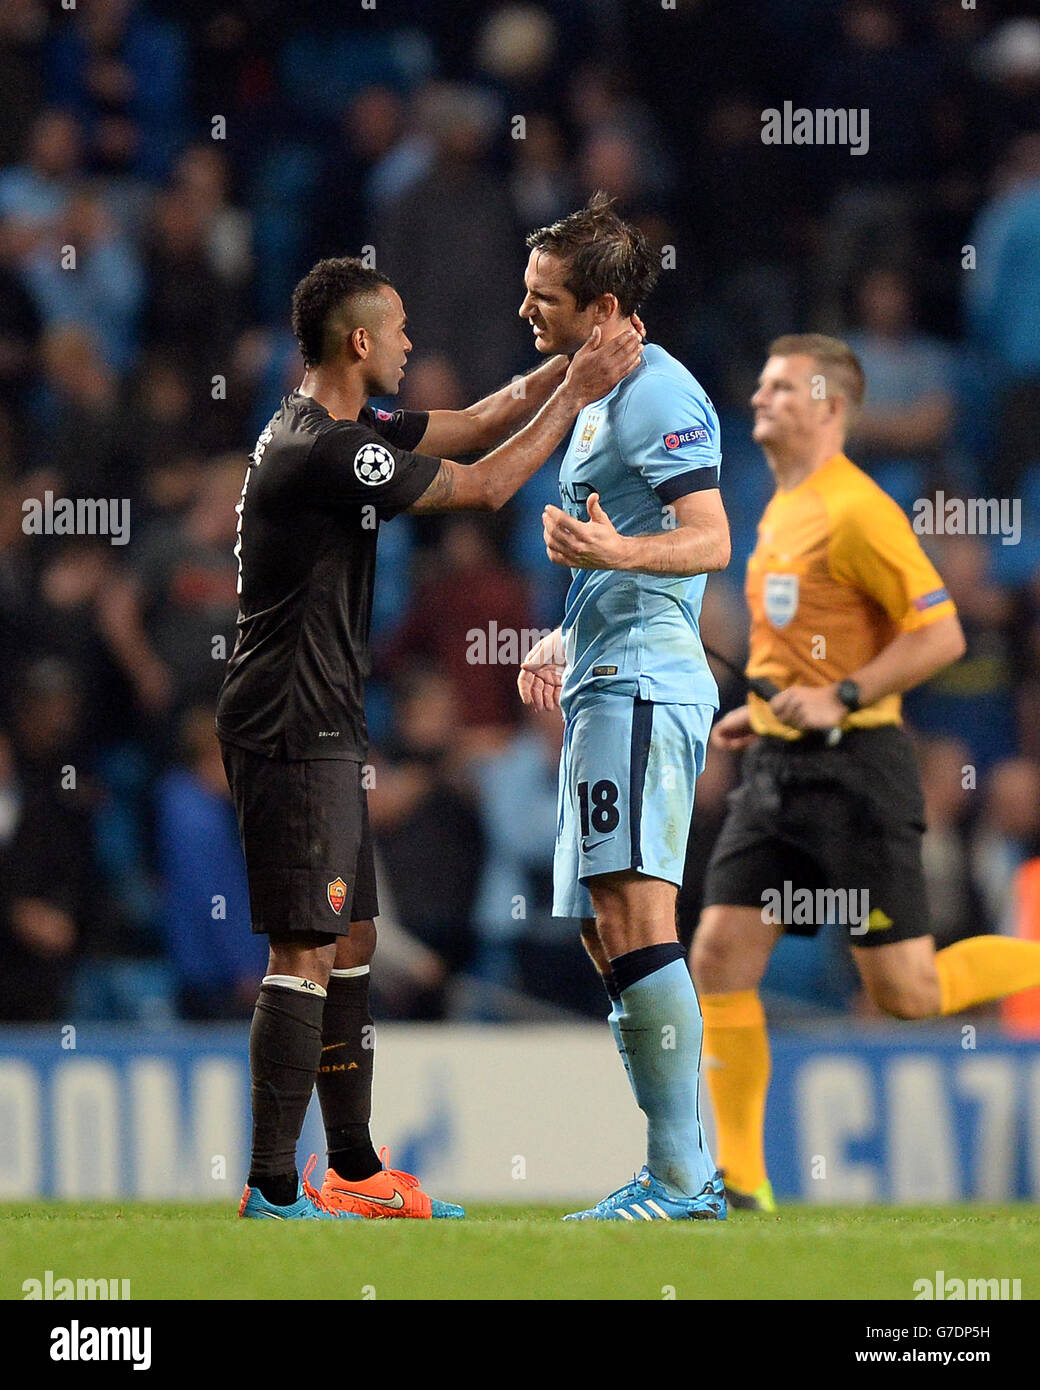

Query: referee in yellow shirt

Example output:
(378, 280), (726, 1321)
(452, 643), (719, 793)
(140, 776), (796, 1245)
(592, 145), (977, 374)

(692, 333), (1040, 1211)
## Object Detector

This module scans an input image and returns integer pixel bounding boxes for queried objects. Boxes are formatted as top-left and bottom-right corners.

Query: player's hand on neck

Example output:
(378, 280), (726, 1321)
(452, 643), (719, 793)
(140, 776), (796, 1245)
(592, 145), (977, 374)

(581, 310), (643, 355)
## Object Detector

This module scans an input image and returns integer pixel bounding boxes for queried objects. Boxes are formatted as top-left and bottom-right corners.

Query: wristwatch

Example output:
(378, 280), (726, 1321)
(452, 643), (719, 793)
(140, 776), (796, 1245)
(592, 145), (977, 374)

(836, 679), (861, 713)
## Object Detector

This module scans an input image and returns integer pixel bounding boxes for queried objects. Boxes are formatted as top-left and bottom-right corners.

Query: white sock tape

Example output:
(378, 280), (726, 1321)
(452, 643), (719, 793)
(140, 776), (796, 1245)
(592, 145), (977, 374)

(330, 965), (371, 978)
(261, 974), (327, 998)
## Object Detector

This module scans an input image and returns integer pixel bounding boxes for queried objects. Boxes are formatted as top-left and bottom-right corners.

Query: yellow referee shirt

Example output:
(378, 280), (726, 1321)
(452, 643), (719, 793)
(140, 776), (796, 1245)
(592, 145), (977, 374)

(745, 452), (957, 738)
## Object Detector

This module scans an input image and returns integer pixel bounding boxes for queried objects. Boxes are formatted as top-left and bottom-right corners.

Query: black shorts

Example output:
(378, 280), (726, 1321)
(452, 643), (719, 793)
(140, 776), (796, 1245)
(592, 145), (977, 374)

(220, 742), (378, 938)
(702, 725), (930, 947)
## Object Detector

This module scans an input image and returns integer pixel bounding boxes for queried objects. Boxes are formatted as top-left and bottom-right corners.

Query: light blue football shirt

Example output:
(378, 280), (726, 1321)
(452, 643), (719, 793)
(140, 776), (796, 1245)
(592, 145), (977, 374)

(556, 342), (722, 710)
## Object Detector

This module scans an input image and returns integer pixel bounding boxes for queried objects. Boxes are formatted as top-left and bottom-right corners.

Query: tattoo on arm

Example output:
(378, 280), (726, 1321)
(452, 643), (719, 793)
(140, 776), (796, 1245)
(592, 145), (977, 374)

(409, 459), (458, 513)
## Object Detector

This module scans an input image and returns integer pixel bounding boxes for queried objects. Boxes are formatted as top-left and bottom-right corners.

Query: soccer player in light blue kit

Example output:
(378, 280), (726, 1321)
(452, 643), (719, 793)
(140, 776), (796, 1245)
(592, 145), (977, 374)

(517, 195), (731, 1219)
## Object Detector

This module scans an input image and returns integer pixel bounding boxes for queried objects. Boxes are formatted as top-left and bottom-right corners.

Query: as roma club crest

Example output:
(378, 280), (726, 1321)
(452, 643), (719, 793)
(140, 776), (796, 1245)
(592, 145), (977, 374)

(327, 878), (348, 915)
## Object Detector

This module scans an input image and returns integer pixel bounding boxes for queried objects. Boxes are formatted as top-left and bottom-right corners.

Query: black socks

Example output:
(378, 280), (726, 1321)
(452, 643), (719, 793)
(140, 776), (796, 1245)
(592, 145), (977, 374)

(317, 970), (381, 1181)
(247, 980), (326, 1205)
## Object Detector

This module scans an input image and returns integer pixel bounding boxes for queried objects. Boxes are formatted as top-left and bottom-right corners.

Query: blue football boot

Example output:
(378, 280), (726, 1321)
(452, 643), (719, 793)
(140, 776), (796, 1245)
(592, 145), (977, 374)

(564, 1167), (727, 1221)
(239, 1154), (363, 1220)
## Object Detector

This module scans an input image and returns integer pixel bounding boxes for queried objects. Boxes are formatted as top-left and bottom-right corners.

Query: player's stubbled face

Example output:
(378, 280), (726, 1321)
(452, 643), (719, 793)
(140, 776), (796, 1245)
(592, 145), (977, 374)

(363, 286), (412, 395)
(751, 354), (826, 449)
(519, 249), (595, 356)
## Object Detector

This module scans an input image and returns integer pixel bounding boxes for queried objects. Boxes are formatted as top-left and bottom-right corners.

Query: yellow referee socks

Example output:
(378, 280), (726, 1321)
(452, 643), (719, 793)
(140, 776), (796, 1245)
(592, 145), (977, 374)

(701, 990), (770, 1194)
(935, 936), (1040, 1016)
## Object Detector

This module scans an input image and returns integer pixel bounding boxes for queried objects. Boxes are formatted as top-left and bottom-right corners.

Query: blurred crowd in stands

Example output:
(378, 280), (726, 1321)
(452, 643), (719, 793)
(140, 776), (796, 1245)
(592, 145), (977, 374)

(1, 0), (1039, 1025)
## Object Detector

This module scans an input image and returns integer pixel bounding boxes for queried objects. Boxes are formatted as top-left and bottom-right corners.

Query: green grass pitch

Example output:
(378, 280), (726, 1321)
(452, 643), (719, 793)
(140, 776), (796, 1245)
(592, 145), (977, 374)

(2, 1204), (1039, 1300)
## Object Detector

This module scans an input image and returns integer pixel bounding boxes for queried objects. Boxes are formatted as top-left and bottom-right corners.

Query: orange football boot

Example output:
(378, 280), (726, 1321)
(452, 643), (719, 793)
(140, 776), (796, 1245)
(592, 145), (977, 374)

(320, 1146), (465, 1219)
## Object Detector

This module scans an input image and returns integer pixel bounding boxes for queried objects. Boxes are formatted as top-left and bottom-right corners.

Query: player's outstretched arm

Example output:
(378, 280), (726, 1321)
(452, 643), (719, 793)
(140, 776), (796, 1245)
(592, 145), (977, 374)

(416, 355), (568, 456)
(415, 315), (645, 456)
(407, 327), (643, 514)
(543, 489), (731, 576)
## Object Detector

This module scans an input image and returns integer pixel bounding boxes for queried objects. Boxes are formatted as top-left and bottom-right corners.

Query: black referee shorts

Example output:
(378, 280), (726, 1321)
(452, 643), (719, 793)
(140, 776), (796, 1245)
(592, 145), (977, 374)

(220, 743), (378, 938)
(702, 725), (930, 947)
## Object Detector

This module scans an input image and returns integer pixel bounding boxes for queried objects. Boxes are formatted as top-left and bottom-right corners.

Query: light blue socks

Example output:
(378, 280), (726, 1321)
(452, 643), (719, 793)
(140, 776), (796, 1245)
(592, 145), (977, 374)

(613, 957), (716, 1197)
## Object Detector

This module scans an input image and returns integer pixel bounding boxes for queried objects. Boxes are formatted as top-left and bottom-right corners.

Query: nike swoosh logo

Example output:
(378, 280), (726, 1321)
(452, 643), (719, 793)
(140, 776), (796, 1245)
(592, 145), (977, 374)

(339, 1189), (405, 1209)
(321, 1042), (349, 1053)
(581, 836), (615, 853)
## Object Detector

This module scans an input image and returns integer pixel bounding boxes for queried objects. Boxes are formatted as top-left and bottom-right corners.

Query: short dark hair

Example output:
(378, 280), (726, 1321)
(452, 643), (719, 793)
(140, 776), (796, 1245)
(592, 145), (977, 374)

(767, 332), (866, 410)
(291, 257), (392, 367)
(526, 192), (658, 317)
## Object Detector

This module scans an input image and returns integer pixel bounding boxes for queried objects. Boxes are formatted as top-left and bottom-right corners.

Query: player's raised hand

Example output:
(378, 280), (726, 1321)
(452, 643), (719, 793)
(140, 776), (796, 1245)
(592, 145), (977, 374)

(543, 491), (629, 571)
(563, 325), (643, 406)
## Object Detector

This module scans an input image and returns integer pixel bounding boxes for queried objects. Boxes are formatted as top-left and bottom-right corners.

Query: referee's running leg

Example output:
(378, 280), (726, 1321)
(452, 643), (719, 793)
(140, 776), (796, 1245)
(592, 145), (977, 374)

(691, 727), (1040, 1210)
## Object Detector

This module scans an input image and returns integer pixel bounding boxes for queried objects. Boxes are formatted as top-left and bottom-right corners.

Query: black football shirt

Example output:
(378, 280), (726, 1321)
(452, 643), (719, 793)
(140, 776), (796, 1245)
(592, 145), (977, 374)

(215, 391), (441, 760)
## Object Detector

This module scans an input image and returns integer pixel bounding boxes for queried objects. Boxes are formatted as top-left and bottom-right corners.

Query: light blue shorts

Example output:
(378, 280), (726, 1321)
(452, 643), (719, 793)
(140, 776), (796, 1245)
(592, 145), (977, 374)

(552, 691), (713, 919)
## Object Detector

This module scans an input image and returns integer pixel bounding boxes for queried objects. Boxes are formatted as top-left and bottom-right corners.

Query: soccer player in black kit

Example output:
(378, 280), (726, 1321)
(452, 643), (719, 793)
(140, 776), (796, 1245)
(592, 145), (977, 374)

(217, 257), (643, 1219)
